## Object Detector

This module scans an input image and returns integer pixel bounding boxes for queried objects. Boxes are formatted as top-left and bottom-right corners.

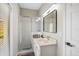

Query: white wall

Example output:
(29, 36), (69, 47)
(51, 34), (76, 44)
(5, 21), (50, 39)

(31, 17), (43, 32)
(9, 3), (20, 56)
(20, 8), (38, 17)
(39, 3), (65, 56)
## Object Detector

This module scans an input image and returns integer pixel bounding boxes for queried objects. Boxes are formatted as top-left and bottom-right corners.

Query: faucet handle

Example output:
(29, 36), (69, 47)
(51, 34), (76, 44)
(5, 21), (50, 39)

(47, 36), (50, 40)
(41, 35), (44, 38)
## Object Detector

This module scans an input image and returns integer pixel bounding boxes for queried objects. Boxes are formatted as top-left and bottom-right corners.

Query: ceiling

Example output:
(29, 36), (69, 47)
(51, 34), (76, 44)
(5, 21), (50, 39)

(19, 3), (43, 10)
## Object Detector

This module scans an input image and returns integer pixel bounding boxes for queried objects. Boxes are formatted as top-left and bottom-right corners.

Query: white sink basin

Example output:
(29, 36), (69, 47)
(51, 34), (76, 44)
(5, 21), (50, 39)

(33, 38), (56, 46)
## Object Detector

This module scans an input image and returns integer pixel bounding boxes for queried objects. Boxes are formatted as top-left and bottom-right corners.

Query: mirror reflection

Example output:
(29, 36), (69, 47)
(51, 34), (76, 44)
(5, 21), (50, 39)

(43, 10), (57, 33)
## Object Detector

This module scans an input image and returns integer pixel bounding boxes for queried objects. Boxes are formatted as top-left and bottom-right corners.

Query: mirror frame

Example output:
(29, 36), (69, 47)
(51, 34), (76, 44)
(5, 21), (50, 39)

(43, 10), (57, 33)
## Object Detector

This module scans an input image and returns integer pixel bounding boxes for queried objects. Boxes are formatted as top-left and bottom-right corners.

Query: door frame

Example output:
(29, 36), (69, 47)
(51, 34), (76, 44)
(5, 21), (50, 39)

(62, 3), (66, 56)
(8, 3), (12, 56)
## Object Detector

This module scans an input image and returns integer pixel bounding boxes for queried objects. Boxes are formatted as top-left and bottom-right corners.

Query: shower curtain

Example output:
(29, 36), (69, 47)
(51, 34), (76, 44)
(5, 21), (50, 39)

(18, 17), (32, 50)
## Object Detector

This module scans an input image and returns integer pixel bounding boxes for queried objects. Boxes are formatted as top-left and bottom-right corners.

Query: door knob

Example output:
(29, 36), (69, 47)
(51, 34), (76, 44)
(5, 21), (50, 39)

(65, 42), (74, 47)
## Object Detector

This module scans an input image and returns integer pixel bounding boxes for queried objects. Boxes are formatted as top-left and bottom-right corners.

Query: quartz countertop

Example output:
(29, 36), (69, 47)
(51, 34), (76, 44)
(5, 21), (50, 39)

(33, 38), (57, 46)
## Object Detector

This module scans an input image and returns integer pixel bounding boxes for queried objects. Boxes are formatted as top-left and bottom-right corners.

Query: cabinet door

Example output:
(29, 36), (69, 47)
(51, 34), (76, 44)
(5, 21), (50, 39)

(41, 45), (57, 56)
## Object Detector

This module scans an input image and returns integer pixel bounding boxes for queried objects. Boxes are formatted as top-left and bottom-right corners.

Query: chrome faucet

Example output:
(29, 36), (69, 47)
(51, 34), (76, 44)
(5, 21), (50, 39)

(40, 35), (44, 38)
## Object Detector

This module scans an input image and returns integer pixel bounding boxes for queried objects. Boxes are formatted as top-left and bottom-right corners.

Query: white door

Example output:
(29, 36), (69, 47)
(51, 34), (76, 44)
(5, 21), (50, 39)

(20, 17), (32, 50)
(65, 3), (79, 56)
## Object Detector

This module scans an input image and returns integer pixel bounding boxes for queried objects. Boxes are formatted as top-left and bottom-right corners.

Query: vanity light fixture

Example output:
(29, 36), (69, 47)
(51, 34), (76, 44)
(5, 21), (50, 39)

(36, 18), (41, 22)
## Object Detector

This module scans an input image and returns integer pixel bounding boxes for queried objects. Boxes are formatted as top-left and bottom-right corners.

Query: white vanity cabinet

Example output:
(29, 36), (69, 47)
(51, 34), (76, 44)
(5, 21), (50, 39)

(32, 40), (40, 56)
(32, 38), (57, 56)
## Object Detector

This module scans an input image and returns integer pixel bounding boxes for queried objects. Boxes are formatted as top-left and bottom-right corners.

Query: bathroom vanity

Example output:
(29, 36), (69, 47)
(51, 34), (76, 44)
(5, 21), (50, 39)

(32, 38), (57, 56)
(31, 9), (57, 56)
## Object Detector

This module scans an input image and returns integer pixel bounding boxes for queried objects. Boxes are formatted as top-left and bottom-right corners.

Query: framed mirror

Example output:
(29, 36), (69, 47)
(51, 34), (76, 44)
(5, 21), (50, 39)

(43, 10), (57, 33)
